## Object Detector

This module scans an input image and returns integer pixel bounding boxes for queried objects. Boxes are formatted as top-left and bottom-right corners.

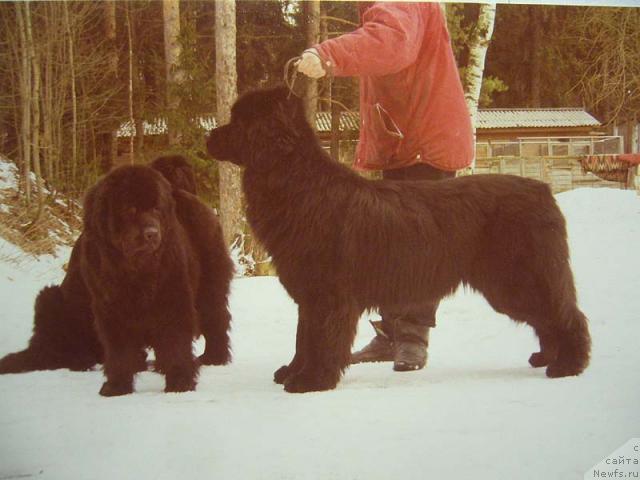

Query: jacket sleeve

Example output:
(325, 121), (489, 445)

(313, 2), (426, 77)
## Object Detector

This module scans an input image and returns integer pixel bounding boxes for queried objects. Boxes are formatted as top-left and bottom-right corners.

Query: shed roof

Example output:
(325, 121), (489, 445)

(116, 113), (358, 137)
(116, 108), (600, 137)
(315, 111), (360, 132)
(314, 108), (601, 132)
(476, 108), (601, 129)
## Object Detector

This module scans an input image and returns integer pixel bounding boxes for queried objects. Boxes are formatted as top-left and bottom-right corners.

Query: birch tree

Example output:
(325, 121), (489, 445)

(215, 0), (243, 248)
(464, 3), (496, 169)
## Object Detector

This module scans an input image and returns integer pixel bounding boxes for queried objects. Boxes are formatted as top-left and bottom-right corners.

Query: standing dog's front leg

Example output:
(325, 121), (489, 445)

(283, 296), (361, 393)
(151, 279), (199, 393)
(94, 305), (144, 397)
(274, 304), (310, 384)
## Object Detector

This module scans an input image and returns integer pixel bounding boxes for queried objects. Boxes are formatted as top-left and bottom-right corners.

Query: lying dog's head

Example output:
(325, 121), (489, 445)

(83, 166), (175, 265)
(206, 86), (309, 168)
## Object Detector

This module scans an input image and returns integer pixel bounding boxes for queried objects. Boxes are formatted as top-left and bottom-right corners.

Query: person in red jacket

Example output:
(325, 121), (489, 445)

(297, 2), (473, 372)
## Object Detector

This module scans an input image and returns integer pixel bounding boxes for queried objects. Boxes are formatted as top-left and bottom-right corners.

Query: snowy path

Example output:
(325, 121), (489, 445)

(1, 188), (639, 480)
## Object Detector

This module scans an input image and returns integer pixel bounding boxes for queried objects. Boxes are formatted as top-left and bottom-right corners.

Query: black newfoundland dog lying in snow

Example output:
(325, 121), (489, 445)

(206, 86), (591, 394)
(0, 155), (234, 396)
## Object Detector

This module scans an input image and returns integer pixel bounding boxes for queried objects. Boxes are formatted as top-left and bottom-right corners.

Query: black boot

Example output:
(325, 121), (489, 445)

(350, 320), (394, 364)
(393, 318), (430, 372)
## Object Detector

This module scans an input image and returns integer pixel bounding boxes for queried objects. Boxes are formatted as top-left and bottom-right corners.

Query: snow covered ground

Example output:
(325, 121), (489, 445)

(1, 187), (639, 480)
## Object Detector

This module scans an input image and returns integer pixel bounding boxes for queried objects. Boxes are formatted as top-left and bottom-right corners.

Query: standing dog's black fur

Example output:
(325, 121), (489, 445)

(207, 86), (591, 393)
(0, 156), (234, 397)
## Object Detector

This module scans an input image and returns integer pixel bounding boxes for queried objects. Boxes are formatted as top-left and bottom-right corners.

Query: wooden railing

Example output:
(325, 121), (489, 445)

(476, 136), (622, 158)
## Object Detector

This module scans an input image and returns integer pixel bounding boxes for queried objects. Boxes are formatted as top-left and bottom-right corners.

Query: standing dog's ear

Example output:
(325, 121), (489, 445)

(247, 102), (301, 160)
(273, 102), (302, 154)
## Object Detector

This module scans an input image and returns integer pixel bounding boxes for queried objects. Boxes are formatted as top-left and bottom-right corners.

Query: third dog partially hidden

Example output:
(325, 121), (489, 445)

(207, 86), (591, 394)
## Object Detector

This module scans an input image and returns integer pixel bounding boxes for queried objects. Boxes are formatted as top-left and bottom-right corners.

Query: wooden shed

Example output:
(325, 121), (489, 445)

(473, 108), (637, 192)
(474, 108), (620, 158)
(117, 108), (637, 193)
(476, 108), (601, 140)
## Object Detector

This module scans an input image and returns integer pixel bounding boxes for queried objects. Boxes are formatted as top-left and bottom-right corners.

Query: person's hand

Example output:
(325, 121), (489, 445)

(297, 49), (326, 79)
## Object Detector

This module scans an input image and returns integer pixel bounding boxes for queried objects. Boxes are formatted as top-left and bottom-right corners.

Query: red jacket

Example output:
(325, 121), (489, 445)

(314, 2), (473, 172)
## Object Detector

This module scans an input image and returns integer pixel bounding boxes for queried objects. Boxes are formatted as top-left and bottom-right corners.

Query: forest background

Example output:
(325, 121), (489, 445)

(0, 1), (638, 258)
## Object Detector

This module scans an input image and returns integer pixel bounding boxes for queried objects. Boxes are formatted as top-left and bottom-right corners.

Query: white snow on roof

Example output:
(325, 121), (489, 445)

(116, 116), (217, 138)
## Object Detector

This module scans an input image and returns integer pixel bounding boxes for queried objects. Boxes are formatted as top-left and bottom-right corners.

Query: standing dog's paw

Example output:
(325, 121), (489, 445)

(528, 351), (549, 368)
(274, 364), (294, 384)
(283, 370), (338, 393)
(99, 380), (133, 397)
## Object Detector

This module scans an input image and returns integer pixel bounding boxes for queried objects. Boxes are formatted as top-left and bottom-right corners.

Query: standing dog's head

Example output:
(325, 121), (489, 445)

(206, 87), (310, 168)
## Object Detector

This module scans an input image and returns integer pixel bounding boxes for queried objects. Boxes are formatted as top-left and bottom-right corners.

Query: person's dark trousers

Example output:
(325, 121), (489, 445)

(382, 162), (455, 182)
(381, 162), (455, 330)
(351, 162), (456, 371)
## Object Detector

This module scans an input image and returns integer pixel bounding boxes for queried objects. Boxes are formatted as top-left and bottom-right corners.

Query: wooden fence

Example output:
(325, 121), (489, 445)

(474, 156), (628, 193)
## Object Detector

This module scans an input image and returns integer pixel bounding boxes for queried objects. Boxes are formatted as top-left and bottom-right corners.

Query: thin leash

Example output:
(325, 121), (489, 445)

(283, 55), (356, 116)
(284, 56), (302, 99)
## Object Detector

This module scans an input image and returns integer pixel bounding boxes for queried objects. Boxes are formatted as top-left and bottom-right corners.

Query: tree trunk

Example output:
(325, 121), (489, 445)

(105, 2), (118, 75)
(529, 6), (542, 107)
(125, 4), (135, 164)
(42, 3), (55, 184)
(15, 4), (31, 205)
(321, 4), (341, 160)
(62, 2), (79, 189)
(51, 5), (66, 189)
(303, 0), (320, 129)
(104, 0), (118, 171)
(163, 0), (182, 146)
(330, 86), (341, 162)
(631, 114), (640, 191)
(25, 2), (45, 228)
(133, 56), (145, 160)
(464, 3), (496, 170)
(215, 0), (243, 248)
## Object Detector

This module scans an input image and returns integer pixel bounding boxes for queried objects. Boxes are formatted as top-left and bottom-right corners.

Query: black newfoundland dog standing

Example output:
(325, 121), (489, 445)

(0, 156), (234, 396)
(206, 86), (591, 394)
